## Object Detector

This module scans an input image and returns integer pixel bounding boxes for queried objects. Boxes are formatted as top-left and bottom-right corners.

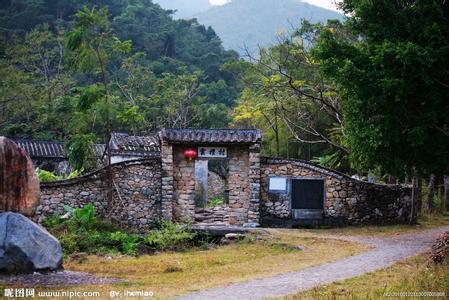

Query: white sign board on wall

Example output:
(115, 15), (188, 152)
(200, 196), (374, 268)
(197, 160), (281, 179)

(269, 177), (288, 192)
(198, 147), (227, 158)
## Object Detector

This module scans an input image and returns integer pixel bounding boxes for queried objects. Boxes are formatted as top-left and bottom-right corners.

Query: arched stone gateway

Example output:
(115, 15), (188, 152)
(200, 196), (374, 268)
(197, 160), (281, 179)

(0, 137), (40, 216)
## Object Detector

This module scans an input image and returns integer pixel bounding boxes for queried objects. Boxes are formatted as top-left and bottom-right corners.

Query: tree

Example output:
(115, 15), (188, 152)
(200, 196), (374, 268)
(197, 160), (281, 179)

(0, 0), (240, 142)
(444, 175), (449, 212)
(228, 22), (349, 165)
(313, 0), (449, 178)
(153, 71), (203, 128)
(427, 174), (436, 212)
(0, 24), (74, 139)
(67, 5), (131, 204)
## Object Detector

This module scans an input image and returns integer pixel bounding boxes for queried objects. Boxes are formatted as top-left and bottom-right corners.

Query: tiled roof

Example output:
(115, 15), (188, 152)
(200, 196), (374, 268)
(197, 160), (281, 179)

(12, 139), (67, 159)
(110, 132), (160, 156)
(11, 138), (106, 159)
(159, 128), (262, 144)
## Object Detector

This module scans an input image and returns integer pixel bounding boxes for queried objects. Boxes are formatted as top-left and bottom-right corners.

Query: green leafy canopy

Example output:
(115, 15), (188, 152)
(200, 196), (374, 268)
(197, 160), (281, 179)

(312, 0), (449, 177)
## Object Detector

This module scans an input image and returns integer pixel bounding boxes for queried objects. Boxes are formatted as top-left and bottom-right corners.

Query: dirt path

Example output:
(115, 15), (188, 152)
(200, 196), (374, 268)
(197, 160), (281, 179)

(177, 226), (449, 300)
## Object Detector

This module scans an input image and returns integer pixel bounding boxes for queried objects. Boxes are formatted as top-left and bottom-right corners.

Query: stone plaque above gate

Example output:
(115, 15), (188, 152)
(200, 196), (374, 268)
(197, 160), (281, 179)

(198, 147), (227, 158)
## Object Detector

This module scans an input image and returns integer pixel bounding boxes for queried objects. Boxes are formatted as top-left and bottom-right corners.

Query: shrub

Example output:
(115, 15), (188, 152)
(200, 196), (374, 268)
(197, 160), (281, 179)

(207, 196), (225, 208)
(63, 204), (97, 229)
(67, 168), (84, 179)
(42, 215), (63, 228)
(36, 168), (62, 182)
(43, 205), (137, 256)
(73, 204), (97, 229)
(36, 168), (83, 182)
(44, 208), (204, 256)
(145, 220), (196, 251)
(109, 231), (141, 256)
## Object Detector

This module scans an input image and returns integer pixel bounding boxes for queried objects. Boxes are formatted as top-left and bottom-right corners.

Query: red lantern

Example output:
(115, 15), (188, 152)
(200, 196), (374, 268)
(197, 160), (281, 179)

(184, 148), (197, 161)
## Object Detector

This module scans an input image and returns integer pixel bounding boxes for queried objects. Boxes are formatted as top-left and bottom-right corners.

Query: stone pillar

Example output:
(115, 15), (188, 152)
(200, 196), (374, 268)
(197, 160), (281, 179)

(172, 147), (196, 222)
(227, 146), (249, 225)
(160, 139), (173, 221)
(248, 143), (261, 224)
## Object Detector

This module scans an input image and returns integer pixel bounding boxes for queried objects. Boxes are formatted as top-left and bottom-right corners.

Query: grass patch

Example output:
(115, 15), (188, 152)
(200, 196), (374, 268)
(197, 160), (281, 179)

(31, 229), (365, 299)
(300, 212), (449, 237)
(290, 252), (449, 299)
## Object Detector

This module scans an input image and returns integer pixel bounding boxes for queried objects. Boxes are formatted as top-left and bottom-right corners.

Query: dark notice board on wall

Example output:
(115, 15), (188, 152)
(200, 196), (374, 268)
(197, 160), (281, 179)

(291, 179), (324, 210)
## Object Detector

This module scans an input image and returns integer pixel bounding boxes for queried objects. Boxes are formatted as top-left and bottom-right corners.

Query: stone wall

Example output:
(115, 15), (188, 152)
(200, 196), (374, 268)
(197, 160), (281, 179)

(248, 144), (261, 224)
(173, 145), (196, 222)
(208, 171), (227, 200)
(227, 145), (250, 225)
(194, 206), (229, 225)
(35, 159), (162, 231)
(160, 139), (174, 221)
(32, 152), (412, 229)
(261, 158), (412, 226)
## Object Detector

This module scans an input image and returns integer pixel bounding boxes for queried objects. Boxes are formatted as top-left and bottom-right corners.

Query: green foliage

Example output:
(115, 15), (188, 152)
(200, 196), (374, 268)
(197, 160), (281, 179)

(0, 1), (238, 147)
(145, 220), (197, 251)
(35, 168), (83, 182)
(229, 21), (348, 163)
(67, 168), (84, 179)
(44, 207), (203, 256)
(43, 204), (123, 255)
(109, 231), (141, 256)
(44, 205), (134, 255)
(0, 24), (74, 139)
(67, 133), (96, 171)
(311, 151), (349, 172)
(36, 168), (63, 182)
(207, 197), (225, 208)
(76, 84), (105, 111)
(312, 1), (449, 177)
(71, 203), (97, 229)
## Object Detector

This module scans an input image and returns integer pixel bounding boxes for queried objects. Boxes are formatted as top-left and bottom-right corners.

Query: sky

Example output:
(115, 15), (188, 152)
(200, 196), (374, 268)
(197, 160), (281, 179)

(209, 0), (340, 12)
(304, 0), (339, 11)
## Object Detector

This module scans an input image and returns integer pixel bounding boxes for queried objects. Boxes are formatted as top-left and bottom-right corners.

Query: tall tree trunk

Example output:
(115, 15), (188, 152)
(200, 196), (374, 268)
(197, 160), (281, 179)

(409, 177), (417, 225)
(273, 94), (280, 157)
(274, 113), (280, 157)
(416, 177), (423, 214)
(428, 174), (436, 212)
(444, 175), (449, 211)
(95, 48), (113, 207)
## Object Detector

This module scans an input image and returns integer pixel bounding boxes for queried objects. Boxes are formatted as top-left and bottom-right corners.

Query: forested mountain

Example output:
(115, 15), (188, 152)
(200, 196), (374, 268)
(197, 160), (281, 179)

(0, 0), (240, 145)
(152, 0), (212, 18)
(194, 0), (343, 55)
(0, 0), (238, 80)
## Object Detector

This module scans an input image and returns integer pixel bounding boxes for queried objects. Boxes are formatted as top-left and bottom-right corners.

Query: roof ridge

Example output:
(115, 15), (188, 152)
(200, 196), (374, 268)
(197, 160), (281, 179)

(9, 137), (66, 144)
(163, 128), (259, 131)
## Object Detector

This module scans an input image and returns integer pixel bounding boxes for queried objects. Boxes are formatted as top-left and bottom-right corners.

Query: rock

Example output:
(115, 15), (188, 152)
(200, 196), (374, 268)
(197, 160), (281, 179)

(243, 222), (259, 228)
(0, 212), (63, 274)
(0, 137), (40, 216)
(225, 233), (244, 240)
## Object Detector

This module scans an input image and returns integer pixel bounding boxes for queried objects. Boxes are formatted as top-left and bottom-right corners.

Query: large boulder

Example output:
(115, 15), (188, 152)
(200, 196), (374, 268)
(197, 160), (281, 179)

(0, 137), (40, 216)
(0, 212), (63, 274)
